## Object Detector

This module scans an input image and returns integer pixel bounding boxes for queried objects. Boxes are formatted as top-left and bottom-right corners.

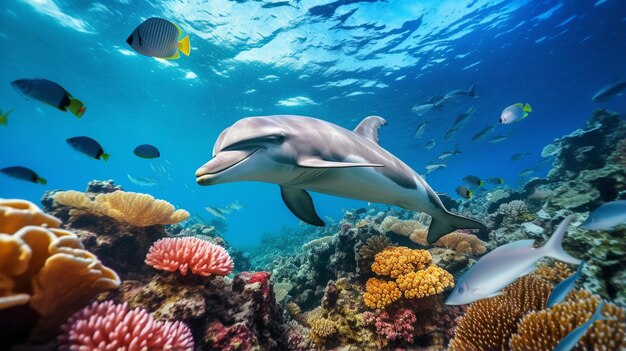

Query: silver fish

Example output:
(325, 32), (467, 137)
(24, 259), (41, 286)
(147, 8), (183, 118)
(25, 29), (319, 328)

(500, 103), (531, 124)
(411, 104), (435, 115)
(425, 163), (447, 173)
(443, 83), (476, 100)
(519, 168), (535, 177)
(471, 125), (496, 142)
(453, 106), (476, 127)
(446, 215), (580, 305)
(438, 145), (461, 160)
(546, 262), (584, 308)
(511, 152), (532, 161)
(414, 121), (428, 138)
(425, 139), (436, 150)
(205, 206), (227, 221)
(444, 127), (461, 140)
(580, 200), (626, 230)
(127, 174), (159, 187)
(488, 135), (508, 143)
(553, 300), (607, 351)
(592, 80), (626, 102)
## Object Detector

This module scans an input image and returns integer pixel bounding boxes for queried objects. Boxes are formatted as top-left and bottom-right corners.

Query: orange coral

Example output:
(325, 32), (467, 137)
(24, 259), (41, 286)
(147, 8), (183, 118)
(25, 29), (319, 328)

(533, 261), (573, 284)
(396, 266), (454, 299)
(363, 278), (402, 309)
(449, 275), (553, 351)
(371, 247), (432, 278)
(510, 290), (626, 351)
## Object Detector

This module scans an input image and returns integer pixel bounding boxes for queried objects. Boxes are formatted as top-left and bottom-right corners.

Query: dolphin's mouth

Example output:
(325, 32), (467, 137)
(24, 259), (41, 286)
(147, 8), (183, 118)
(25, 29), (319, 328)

(195, 149), (259, 184)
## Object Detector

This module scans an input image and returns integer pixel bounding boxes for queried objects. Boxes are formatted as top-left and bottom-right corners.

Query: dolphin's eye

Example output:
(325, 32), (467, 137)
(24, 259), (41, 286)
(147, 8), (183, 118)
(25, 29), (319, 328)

(458, 287), (464, 293)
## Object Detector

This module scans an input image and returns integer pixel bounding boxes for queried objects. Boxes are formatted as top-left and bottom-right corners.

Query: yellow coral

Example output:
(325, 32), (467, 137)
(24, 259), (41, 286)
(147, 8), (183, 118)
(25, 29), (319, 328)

(510, 290), (626, 351)
(371, 247), (432, 278)
(0, 200), (120, 340)
(54, 190), (189, 227)
(363, 278), (402, 309)
(434, 231), (486, 255)
(396, 265), (454, 299)
(0, 199), (61, 234)
(534, 261), (573, 284)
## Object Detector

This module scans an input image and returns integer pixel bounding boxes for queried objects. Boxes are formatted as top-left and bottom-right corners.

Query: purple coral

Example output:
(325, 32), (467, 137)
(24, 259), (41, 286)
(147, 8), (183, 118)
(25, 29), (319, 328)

(363, 307), (417, 343)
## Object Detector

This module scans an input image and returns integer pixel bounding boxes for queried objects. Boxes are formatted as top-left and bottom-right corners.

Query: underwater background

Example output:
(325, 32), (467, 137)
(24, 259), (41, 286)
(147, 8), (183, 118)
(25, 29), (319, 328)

(1, 0), (626, 350)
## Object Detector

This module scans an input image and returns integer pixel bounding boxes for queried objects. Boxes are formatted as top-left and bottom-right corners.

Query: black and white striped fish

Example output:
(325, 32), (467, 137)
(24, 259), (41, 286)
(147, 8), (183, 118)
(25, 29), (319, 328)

(126, 18), (190, 60)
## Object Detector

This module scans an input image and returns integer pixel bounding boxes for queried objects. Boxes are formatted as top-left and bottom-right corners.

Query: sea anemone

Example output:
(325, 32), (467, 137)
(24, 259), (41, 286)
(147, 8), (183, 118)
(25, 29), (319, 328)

(145, 237), (234, 276)
(58, 300), (194, 351)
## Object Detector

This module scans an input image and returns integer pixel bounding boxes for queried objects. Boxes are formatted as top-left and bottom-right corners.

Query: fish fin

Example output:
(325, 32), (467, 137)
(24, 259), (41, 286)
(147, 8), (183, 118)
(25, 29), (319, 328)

(101, 153), (110, 161)
(479, 180), (483, 186)
(515, 103), (523, 108)
(541, 215), (581, 264)
(280, 186), (325, 226)
(37, 177), (47, 185)
(178, 35), (191, 56)
(592, 300), (608, 322)
(523, 103), (532, 113)
(499, 178), (504, 183)
(166, 50), (181, 60)
(297, 157), (384, 168)
(67, 98), (86, 118)
(353, 115), (387, 144)
(173, 23), (183, 37)
(467, 83), (476, 97)
(427, 211), (487, 244)
(0, 110), (9, 126)
(467, 190), (472, 198)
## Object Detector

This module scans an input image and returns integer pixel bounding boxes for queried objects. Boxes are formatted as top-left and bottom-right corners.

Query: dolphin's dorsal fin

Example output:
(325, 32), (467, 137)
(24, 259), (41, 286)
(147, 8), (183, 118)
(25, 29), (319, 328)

(353, 116), (387, 144)
(280, 186), (325, 226)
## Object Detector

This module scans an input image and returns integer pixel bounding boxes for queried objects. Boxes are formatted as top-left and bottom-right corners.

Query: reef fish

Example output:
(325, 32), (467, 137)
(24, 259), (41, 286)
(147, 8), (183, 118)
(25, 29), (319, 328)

(443, 83), (476, 100)
(486, 177), (504, 185)
(134, 144), (160, 159)
(500, 103), (532, 124)
(487, 134), (508, 144)
(196, 115), (486, 244)
(592, 80), (626, 102)
(580, 200), (626, 230)
(413, 121), (428, 138)
(446, 215), (580, 305)
(453, 106), (476, 127)
(444, 126), (461, 140)
(127, 18), (191, 59)
(205, 206), (227, 221)
(12, 78), (86, 117)
(546, 262), (584, 308)
(553, 300), (607, 351)
(438, 145), (461, 160)
(0, 109), (12, 126)
(425, 163), (447, 174)
(463, 175), (483, 187)
(511, 152), (532, 161)
(66, 136), (110, 161)
(424, 139), (436, 150)
(0, 166), (46, 185)
(455, 186), (472, 199)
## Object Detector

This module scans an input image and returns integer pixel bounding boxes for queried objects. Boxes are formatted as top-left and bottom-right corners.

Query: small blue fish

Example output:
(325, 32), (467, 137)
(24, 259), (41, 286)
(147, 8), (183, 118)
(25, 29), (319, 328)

(1, 166), (47, 185)
(446, 215), (580, 305)
(546, 262), (584, 308)
(134, 144), (160, 159)
(553, 300), (607, 351)
(66, 136), (110, 161)
(12, 79), (86, 117)
(580, 200), (626, 230)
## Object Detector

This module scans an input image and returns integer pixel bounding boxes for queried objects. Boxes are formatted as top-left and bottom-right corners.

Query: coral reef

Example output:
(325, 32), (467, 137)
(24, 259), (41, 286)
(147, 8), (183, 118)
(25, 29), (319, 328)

(363, 278), (402, 309)
(509, 290), (626, 350)
(363, 307), (416, 343)
(0, 199), (120, 346)
(145, 237), (234, 276)
(449, 275), (553, 351)
(53, 189), (189, 226)
(58, 300), (194, 351)
(434, 230), (486, 255)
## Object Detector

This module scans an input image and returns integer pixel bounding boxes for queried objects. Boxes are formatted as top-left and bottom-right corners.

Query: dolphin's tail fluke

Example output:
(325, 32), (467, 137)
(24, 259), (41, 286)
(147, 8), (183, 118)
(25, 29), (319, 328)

(427, 211), (487, 244)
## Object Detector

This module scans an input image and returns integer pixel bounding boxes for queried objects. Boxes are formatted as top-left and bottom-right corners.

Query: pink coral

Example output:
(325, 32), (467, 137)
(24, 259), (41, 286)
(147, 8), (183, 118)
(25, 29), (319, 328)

(145, 237), (234, 276)
(363, 308), (417, 343)
(58, 300), (194, 351)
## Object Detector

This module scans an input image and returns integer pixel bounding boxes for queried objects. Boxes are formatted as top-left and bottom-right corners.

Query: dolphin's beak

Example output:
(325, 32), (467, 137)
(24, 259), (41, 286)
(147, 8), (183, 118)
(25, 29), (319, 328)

(195, 149), (257, 185)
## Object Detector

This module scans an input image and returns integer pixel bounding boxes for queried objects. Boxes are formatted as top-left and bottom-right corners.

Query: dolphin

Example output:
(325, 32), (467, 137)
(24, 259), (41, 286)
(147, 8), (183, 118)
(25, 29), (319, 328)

(195, 115), (486, 243)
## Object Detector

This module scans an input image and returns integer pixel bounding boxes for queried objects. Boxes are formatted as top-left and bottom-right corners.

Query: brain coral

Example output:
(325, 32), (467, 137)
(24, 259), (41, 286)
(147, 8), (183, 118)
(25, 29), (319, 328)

(58, 300), (194, 351)
(145, 237), (234, 276)
(371, 246), (432, 278)
(434, 231), (486, 255)
(0, 199), (120, 341)
(54, 190), (189, 227)
(449, 275), (553, 351)
(509, 290), (626, 351)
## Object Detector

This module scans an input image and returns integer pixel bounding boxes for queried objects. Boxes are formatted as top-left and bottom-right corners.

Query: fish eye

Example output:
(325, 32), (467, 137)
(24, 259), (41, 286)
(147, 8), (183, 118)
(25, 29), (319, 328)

(458, 287), (464, 293)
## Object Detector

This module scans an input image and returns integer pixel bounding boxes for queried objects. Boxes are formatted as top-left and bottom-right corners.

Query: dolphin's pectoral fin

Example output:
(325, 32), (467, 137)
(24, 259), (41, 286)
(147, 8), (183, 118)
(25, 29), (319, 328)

(353, 116), (388, 144)
(297, 158), (384, 168)
(280, 186), (325, 226)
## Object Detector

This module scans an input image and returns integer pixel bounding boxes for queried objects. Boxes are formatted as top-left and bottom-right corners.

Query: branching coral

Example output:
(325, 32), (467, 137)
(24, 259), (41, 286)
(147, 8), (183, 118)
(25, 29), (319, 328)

(495, 200), (534, 225)
(509, 290), (626, 350)
(0, 200), (120, 341)
(273, 281), (293, 303)
(363, 278), (402, 309)
(54, 190), (189, 227)
(145, 237), (234, 276)
(357, 235), (393, 265)
(449, 275), (553, 351)
(363, 308), (416, 343)
(534, 261), (574, 284)
(58, 300), (194, 351)
(371, 247), (432, 278)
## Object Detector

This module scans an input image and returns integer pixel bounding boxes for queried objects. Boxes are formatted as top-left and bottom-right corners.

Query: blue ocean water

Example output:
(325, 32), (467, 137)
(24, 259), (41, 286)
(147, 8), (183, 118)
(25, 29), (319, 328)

(0, 0), (624, 248)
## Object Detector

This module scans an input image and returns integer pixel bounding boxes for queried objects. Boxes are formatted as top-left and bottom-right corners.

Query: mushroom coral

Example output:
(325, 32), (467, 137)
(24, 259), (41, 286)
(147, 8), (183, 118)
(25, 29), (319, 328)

(53, 190), (189, 227)
(0, 199), (120, 341)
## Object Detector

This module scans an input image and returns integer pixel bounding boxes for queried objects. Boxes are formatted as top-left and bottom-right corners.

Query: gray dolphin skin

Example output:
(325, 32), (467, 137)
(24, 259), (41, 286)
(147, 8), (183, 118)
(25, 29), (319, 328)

(195, 115), (486, 243)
